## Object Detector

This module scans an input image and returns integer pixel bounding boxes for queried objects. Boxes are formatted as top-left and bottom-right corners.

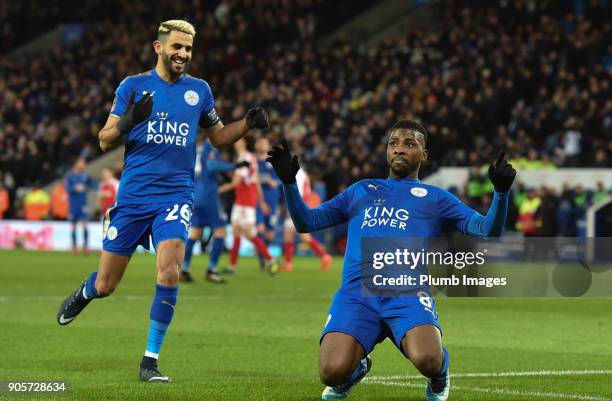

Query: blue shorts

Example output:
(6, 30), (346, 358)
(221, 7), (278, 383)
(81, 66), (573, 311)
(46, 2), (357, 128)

(68, 206), (87, 222)
(191, 202), (226, 229)
(321, 289), (440, 354)
(102, 201), (192, 256)
(256, 206), (278, 229)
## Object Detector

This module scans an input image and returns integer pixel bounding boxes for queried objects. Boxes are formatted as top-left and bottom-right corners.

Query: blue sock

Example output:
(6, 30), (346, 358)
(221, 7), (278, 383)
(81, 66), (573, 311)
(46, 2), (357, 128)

(83, 227), (89, 248)
(350, 360), (364, 380)
(183, 239), (195, 270)
(208, 237), (224, 271)
(145, 284), (178, 359)
(71, 229), (77, 249)
(83, 271), (98, 299)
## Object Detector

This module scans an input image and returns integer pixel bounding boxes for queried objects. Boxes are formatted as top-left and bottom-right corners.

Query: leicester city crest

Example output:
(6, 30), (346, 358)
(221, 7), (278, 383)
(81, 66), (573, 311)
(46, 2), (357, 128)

(184, 90), (199, 106)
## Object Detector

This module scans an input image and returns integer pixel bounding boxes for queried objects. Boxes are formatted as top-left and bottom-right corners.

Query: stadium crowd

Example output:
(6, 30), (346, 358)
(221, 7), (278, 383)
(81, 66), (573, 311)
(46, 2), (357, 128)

(0, 0), (610, 228)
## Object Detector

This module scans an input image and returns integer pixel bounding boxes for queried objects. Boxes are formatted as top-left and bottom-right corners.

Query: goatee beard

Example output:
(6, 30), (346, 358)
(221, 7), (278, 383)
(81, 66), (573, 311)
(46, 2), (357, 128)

(390, 165), (416, 178)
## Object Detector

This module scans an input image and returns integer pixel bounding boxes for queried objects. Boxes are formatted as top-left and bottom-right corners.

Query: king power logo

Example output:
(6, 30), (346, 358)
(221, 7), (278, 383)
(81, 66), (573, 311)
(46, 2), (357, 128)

(361, 199), (410, 230)
(146, 111), (190, 147)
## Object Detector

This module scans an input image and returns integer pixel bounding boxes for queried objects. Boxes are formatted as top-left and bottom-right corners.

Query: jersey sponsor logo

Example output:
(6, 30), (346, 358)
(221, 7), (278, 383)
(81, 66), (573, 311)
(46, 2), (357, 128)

(107, 226), (118, 240)
(361, 202), (409, 230)
(146, 111), (190, 147)
(411, 187), (428, 197)
(184, 90), (199, 106)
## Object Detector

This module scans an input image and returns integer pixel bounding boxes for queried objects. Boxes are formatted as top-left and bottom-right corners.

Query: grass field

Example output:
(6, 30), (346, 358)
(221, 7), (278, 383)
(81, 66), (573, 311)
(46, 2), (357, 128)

(1, 249), (611, 401)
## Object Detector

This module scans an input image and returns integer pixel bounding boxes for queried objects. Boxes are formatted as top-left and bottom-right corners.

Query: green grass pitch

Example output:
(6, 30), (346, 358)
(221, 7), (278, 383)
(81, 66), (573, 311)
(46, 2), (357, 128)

(0, 249), (611, 401)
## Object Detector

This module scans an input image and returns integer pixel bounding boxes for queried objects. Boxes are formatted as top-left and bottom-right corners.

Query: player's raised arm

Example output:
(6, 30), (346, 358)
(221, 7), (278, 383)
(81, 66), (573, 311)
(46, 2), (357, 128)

(202, 106), (269, 148)
(267, 139), (348, 233)
(98, 92), (153, 152)
(461, 150), (516, 237)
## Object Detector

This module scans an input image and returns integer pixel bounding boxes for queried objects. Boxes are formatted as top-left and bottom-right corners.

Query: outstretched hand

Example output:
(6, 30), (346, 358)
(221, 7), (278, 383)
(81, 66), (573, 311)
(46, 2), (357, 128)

(266, 139), (300, 184)
(488, 150), (516, 193)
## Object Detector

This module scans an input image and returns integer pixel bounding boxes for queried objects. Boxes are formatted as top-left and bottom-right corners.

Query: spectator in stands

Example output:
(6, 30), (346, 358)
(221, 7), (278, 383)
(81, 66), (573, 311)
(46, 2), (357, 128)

(516, 190), (542, 236)
(22, 182), (50, 220)
(594, 181), (609, 204)
(560, 117), (582, 166)
(535, 187), (559, 236)
(557, 186), (578, 237)
(593, 149), (610, 168)
(0, 0), (610, 230)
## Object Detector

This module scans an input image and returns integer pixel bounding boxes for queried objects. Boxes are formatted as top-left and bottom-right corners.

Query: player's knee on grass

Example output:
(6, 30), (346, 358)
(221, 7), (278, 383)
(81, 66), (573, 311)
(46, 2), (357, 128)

(319, 356), (357, 387)
(319, 333), (364, 386)
(402, 325), (444, 377)
(408, 347), (443, 378)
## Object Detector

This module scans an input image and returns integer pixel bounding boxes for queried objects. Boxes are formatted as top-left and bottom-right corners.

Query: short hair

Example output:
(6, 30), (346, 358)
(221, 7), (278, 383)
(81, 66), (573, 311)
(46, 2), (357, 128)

(389, 119), (428, 145)
(158, 20), (196, 41)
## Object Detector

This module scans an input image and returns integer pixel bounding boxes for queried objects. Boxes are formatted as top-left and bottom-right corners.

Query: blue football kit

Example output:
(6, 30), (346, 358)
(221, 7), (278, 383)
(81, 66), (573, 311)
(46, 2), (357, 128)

(102, 69), (220, 256)
(191, 141), (234, 229)
(283, 177), (508, 353)
(256, 159), (281, 228)
(65, 172), (97, 221)
(57, 67), (227, 380)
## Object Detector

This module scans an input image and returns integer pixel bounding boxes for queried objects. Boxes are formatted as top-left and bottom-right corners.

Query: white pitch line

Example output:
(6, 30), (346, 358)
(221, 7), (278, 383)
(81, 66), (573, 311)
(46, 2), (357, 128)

(366, 369), (612, 381)
(365, 379), (612, 401)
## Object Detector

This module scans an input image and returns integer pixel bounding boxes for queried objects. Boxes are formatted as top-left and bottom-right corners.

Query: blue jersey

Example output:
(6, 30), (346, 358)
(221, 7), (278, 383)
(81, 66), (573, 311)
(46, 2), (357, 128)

(193, 141), (234, 209)
(65, 172), (97, 209)
(257, 159), (281, 209)
(288, 178), (477, 291)
(110, 69), (220, 205)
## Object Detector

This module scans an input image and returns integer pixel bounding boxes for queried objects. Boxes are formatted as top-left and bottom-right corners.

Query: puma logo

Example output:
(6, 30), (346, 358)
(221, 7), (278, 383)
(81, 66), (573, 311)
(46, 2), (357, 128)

(161, 300), (175, 310)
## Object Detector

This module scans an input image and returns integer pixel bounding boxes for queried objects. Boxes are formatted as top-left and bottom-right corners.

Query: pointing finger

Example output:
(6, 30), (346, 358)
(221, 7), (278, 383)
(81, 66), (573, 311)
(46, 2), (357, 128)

(281, 138), (290, 153)
(494, 150), (506, 168)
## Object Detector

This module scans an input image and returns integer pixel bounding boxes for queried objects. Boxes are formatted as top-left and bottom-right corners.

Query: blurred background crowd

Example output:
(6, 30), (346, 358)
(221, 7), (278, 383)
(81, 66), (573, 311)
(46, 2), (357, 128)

(0, 0), (610, 237)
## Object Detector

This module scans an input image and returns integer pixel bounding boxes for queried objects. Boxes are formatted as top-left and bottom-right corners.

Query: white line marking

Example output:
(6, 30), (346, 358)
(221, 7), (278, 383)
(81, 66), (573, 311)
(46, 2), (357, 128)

(366, 369), (612, 380)
(365, 379), (612, 401)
